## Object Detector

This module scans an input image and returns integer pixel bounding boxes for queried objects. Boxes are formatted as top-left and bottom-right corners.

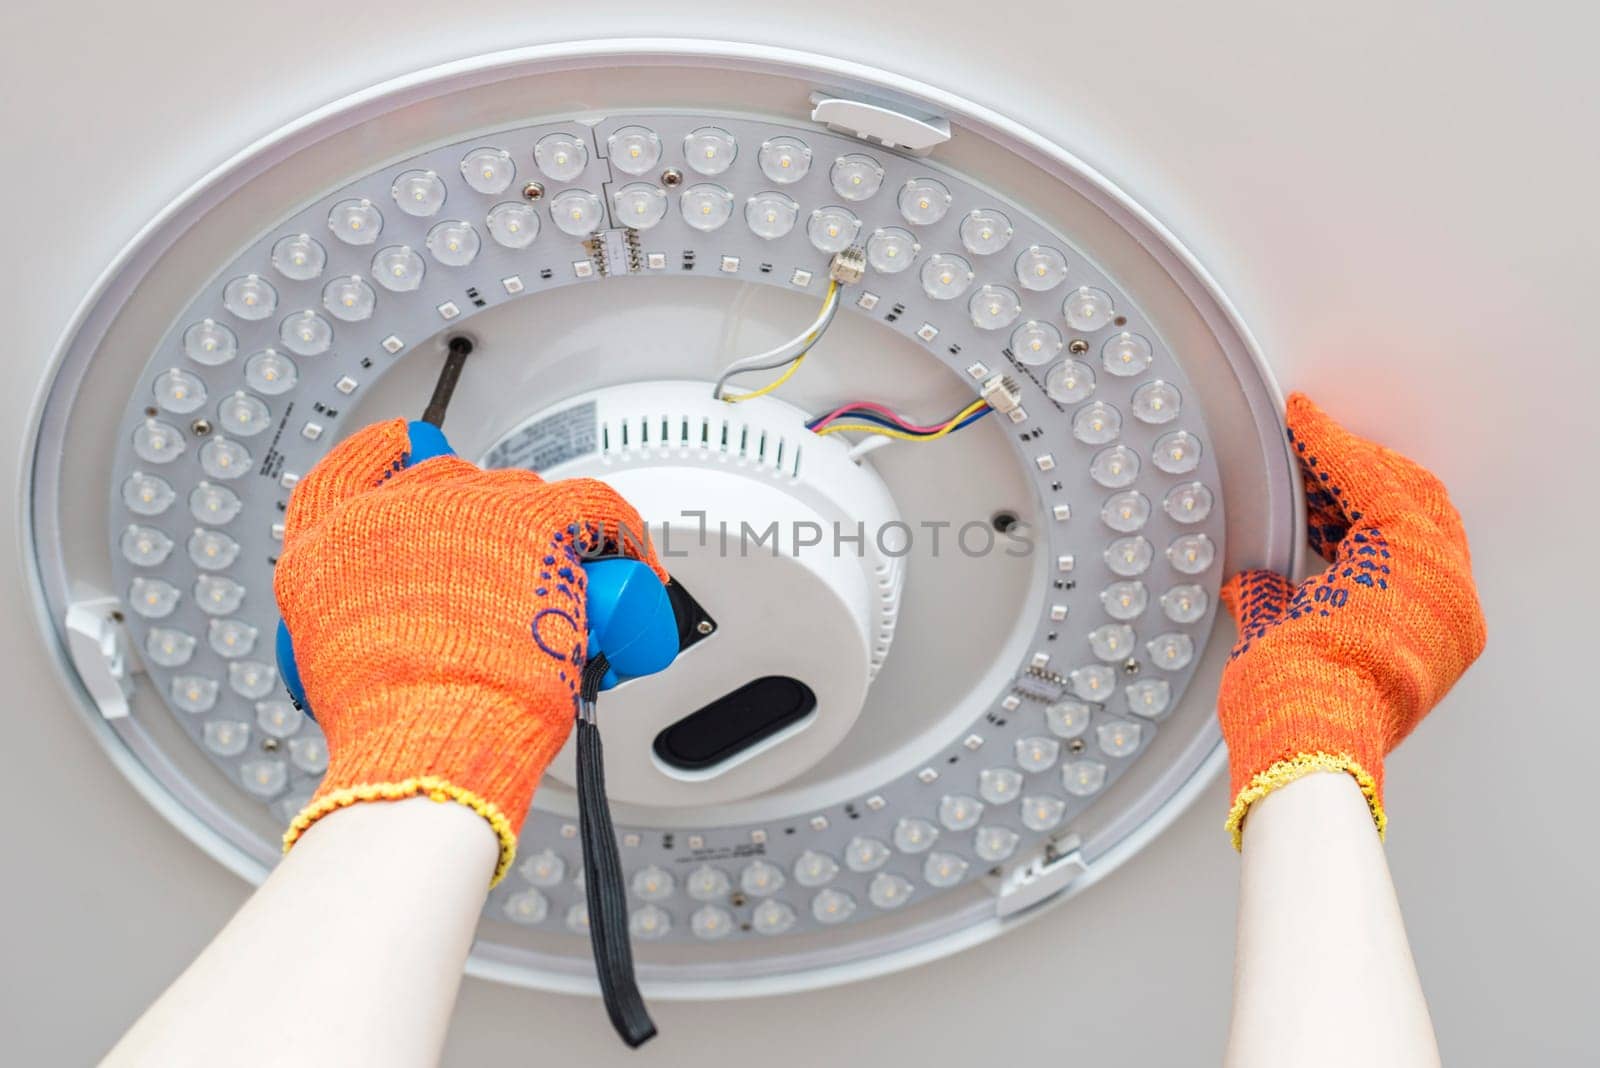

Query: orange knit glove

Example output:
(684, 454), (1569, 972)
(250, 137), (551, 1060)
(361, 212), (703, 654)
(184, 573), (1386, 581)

(1218, 394), (1486, 848)
(274, 419), (664, 885)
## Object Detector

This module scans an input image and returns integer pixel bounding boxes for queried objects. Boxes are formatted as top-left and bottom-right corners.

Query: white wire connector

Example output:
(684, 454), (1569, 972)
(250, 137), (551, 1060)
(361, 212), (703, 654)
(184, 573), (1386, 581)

(828, 246), (867, 286)
(980, 374), (1022, 414)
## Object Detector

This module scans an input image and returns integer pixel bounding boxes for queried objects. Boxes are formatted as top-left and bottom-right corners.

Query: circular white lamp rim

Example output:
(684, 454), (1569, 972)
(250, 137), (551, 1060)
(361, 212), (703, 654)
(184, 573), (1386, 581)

(20, 38), (1304, 999)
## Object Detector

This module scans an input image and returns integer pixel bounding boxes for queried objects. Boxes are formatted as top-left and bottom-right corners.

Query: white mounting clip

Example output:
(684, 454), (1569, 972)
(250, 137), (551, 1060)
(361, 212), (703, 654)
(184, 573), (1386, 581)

(809, 92), (952, 156)
(65, 596), (136, 720)
(991, 833), (1088, 918)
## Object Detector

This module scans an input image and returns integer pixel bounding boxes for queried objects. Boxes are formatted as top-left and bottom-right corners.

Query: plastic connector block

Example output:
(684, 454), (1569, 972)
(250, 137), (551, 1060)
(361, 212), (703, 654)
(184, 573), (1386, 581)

(980, 374), (1022, 414)
(828, 246), (867, 285)
(584, 229), (643, 277)
(1014, 669), (1066, 703)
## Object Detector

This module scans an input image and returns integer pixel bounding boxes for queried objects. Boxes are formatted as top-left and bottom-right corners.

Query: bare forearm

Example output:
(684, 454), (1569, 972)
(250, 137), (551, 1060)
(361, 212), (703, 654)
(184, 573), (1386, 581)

(104, 799), (497, 1068)
(1226, 771), (1438, 1068)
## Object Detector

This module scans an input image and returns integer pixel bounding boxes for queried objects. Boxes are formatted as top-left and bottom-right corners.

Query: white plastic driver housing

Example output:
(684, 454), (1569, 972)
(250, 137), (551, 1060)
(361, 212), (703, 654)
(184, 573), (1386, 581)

(488, 381), (905, 808)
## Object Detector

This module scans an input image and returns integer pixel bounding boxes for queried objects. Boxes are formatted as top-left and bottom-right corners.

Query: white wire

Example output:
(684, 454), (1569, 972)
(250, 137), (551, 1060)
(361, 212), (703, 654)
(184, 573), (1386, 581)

(711, 284), (841, 399)
(712, 287), (839, 399)
(845, 434), (896, 462)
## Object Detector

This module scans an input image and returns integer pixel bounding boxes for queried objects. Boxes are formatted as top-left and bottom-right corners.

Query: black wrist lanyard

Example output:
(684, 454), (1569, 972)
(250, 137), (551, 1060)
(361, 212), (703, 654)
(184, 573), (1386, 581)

(576, 652), (658, 1048)
(411, 345), (657, 1046)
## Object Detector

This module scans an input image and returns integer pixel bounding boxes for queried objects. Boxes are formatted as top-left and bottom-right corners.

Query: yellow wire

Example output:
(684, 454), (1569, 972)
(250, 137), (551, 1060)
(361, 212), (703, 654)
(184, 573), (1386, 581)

(722, 281), (839, 403)
(814, 398), (990, 442)
(724, 353), (807, 402)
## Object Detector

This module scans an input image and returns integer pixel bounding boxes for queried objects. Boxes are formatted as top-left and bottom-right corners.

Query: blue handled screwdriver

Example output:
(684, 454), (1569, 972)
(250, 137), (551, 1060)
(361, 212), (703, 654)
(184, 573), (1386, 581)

(275, 336), (682, 1047)
(276, 335), (684, 704)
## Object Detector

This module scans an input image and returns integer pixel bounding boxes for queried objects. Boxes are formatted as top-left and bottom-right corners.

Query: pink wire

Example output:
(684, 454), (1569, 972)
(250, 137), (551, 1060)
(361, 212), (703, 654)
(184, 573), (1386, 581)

(810, 399), (954, 433)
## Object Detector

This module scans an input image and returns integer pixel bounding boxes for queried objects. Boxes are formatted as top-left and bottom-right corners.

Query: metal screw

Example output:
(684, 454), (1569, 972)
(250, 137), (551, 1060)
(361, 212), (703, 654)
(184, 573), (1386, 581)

(190, 418), (212, 436)
(660, 168), (683, 188)
(1068, 339), (1089, 354)
(262, 737), (280, 752)
(1122, 657), (1141, 676)
(729, 891), (747, 908)
(696, 620), (715, 636)
(1069, 738), (1087, 754)
(521, 181), (545, 202)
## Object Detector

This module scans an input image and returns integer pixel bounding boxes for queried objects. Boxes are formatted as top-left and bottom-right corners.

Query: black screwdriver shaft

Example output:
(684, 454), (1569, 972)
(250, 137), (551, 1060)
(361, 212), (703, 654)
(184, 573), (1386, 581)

(421, 335), (474, 428)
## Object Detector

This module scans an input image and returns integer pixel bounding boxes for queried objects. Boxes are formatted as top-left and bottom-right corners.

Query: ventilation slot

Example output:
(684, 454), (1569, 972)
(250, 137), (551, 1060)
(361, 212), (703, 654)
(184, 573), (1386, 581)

(592, 407), (803, 478)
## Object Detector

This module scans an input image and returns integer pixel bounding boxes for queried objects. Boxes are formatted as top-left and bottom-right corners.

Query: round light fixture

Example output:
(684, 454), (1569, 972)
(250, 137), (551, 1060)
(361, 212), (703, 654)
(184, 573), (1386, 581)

(24, 41), (1300, 998)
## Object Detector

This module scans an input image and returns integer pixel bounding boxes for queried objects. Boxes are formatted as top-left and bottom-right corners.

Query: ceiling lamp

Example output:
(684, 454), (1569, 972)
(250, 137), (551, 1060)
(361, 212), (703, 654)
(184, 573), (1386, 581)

(24, 41), (1300, 997)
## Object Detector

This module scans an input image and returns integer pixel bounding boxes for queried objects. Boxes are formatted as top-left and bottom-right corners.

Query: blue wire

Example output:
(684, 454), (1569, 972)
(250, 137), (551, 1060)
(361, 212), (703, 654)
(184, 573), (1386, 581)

(951, 407), (992, 431)
(807, 406), (992, 435)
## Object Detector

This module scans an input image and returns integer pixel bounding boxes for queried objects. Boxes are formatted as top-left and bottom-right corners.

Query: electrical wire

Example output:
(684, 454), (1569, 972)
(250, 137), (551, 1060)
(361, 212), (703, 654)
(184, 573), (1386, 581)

(807, 398), (977, 434)
(724, 353), (808, 403)
(807, 397), (992, 434)
(713, 280), (840, 401)
(818, 406), (993, 435)
(812, 398), (991, 442)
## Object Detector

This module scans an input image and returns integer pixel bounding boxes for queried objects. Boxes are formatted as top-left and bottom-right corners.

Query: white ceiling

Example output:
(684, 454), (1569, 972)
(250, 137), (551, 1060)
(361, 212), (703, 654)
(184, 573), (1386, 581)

(4, 4), (1595, 1064)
